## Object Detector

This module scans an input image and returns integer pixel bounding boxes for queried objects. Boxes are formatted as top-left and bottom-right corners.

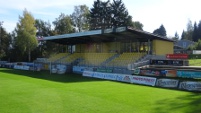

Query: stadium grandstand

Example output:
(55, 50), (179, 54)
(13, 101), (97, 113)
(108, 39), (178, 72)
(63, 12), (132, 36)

(35, 26), (174, 74)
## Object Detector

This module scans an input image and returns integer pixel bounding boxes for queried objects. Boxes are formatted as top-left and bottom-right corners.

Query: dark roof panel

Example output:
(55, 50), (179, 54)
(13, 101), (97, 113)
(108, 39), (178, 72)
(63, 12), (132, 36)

(42, 26), (174, 45)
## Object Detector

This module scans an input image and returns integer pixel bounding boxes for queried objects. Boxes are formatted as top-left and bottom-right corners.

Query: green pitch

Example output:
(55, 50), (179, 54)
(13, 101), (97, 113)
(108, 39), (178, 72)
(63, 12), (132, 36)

(0, 68), (201, 113)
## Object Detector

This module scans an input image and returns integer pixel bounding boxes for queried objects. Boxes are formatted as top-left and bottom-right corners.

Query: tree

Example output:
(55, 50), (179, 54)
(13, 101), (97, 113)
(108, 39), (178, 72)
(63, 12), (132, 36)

(90, 0), (111, 30)
(71, 5), (90, 32)
(130, 21), (143, 30)
(172, 32), (179, 41)
(153, 24), (166, 37)
(89, 0), (132, 30)
(0, 22), (11, 61)
(181, 30), (186, 40)
(190, 39), (201, 50)
(181, 20), (195, 41)
(185, 19), (193, 40)
(53, 13), (74, 34)
(15, 9), (37, 62)
(192, 22), (198, 42)
(111, 0), (132, 27)
(34, 19), (58, 58)
(197, 21), (201, 41)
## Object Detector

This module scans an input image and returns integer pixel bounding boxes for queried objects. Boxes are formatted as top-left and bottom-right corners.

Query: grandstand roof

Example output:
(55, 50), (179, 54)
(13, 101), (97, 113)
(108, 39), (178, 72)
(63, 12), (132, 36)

(41, 26), (174, 45)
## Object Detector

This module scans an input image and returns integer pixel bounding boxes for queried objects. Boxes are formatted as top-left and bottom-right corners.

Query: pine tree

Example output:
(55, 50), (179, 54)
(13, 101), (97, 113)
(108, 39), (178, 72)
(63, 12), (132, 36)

(197, 21), (201, 41)
(89, 0), (132, 30)
(111, 0), (131, 27)
(192, 22), (198, 42)
(181, 30), (186, 40)
(153, 24), (166, 37)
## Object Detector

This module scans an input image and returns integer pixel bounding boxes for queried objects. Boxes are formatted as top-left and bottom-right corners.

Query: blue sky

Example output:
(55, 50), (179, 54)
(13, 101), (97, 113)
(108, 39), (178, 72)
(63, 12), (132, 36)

(0, 0), (201, 38)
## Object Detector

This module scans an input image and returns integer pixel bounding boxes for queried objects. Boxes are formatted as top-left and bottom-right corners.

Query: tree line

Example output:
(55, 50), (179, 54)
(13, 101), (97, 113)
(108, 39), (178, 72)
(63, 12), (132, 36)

(0, 0), (144, 62)
(0, 0), (199, 62)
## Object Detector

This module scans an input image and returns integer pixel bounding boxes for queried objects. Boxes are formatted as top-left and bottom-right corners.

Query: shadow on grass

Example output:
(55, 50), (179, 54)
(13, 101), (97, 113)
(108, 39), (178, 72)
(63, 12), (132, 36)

(0, 68), (104, 83)
(154, 92), (201, 113)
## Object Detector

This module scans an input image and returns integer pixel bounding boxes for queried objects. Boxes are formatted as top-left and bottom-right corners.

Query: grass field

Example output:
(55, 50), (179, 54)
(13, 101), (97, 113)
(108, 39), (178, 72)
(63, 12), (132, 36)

(1, 68), (201, 113)
(189, 59), (201, 66)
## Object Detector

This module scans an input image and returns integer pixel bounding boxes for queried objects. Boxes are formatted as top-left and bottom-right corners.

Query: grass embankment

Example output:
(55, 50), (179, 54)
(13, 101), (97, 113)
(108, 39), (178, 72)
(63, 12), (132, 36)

(0, 68), (201, 113)
(189, 59), (201, 66)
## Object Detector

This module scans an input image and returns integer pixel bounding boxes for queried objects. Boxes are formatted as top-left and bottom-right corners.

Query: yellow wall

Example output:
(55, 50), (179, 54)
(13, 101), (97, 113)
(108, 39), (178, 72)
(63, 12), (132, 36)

(152, 40), (173, 55)
(75, 39), (173, 55)
(102, 42), (120, 53)
(75, 44), (87, 52)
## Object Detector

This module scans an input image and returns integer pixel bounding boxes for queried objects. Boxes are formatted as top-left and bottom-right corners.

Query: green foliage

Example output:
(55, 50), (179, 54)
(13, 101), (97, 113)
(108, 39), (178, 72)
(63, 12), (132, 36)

(188, 54), (201, 59)
(185, 20), (193, 40)
(34, 19), (60, 58)
(130, 21), (143, 30)
(15, 9), (37, 61)
(111, 0), (132, 27)
(153, 24), (166, 37)
(189, 39), (201, 51)
(71, 5), (90, 32)
(90, 0), (111, 29)
(182, 20), (201, 41)
(172, 32), (179, 41)
(195, 21), (201, 42)
(1, 68), (201, 113)
(35, 19), (53, 37)
(0, 26), (10, 60)
(193, 22), (198, 42)
(90, 0), (132, 30)
(189, 59), (201, 66)
(53, 13), (74, 34)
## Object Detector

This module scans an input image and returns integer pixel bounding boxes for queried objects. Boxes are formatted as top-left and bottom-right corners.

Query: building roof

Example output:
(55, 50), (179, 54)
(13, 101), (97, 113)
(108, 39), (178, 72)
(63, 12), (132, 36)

(174, 39), (195, 49)
(41, 26), (174, 45)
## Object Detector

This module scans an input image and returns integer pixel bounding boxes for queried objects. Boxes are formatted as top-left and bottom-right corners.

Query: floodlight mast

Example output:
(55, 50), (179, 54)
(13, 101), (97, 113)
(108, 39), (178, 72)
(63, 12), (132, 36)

(0, 21), (3, 47)
(0, 21), (3, 61)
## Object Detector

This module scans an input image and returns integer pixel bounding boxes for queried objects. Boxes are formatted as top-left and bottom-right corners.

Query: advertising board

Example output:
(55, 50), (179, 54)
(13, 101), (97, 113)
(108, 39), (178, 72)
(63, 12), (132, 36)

(116, 74), (132, 83)
(93, 72), (105, 79)
(140, 69), (161, 76)
(150, 59), (184, 66)
(164, 70), (177, 77)
(82, 71), (94, 77)
(130, 75), (156, 86)
(179, 81), (201, 91)
(14, 65), (30, 70)
(156, 79), (179, 88)
(166, 54), (188, 59)
(104, 73), (117, 81)
(73, 66), (86, 73)
(177, 71), (201, 78)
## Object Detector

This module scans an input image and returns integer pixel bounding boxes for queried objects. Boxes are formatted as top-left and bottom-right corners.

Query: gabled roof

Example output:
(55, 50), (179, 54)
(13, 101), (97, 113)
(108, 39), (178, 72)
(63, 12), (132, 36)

(41, 26), (174, 45)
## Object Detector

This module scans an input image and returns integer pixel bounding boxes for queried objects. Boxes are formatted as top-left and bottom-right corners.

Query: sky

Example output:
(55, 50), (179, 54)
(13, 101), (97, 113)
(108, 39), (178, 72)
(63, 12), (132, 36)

(0, 0), (201, 38)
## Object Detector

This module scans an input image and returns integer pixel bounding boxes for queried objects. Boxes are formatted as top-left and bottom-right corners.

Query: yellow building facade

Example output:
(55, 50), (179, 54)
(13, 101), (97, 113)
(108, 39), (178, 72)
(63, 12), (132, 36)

(152, 40), (173, 55)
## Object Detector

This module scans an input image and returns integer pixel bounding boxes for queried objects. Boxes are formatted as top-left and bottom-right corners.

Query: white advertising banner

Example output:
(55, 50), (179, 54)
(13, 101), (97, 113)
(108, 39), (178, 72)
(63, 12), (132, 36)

(156, 79), (179, 88)
(14, 65), (30, 70)
(116, 74), (125, 82)
(179, 81), (201, 91)
(93, 72), (105, 79)
(104, 73), (117, 81)
(73, 66), (86, 73)
(82, 71), (94, 77)
(116, 74), (132, 83)
(130, 75), (156, 86)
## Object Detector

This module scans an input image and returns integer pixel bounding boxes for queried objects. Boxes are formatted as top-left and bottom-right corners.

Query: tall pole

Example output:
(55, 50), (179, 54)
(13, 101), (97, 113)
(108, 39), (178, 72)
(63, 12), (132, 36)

(0, 21), (3, 47)
(0, 21), (4, 61)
